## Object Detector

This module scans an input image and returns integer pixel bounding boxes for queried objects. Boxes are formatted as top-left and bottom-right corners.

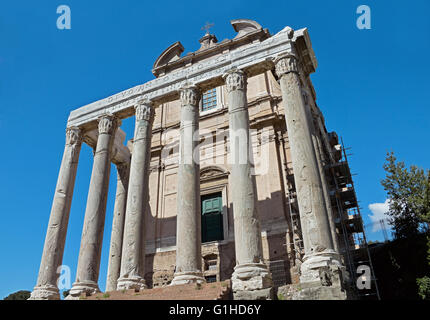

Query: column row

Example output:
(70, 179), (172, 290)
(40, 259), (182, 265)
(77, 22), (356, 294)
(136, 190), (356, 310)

(30, 59), (343, 299)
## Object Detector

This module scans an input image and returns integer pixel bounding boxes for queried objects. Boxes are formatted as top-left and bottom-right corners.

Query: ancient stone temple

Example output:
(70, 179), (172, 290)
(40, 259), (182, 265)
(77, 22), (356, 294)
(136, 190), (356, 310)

(30, 19), (370, 300)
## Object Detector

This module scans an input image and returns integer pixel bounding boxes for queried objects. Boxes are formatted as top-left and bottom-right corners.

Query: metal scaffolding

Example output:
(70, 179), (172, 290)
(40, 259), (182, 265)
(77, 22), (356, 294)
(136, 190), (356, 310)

(325, 136), (381, 300)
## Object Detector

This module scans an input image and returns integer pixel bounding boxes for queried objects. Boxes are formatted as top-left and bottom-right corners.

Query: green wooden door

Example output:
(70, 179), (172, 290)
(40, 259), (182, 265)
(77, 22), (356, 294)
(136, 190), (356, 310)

(201, 192), (223, 243)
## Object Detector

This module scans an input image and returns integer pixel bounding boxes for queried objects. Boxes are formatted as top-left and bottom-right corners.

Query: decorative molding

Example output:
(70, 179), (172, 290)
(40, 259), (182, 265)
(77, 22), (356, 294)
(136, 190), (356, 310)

(66, 127), (82, 146)
(135, 100), (155, 122)
(98, 114), (118, 135)
(179, 86), (200, 106)
(274, 54), (299, 78)
(231, 19), (263, 39)
(152, 41), (184, 76)
(198, 33), (218, 51)
(223, 69), (247, 93)
(200, 165), (229, 181)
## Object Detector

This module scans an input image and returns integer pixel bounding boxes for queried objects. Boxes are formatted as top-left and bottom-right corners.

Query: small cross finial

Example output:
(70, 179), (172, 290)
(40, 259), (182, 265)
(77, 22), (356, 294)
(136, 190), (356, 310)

(201, 22), (214, 35)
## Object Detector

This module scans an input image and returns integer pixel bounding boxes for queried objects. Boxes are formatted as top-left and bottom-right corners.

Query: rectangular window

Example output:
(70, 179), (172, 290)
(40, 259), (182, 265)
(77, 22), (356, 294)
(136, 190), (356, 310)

(201, 192), (223, 243)
(201, 88), (217, 112)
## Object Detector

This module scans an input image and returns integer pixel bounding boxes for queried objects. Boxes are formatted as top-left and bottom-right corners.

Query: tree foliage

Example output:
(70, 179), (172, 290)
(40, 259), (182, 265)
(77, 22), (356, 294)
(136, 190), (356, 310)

(381, 151), (430, 299)
(381, 152), (429, 239)
(62, 290), (70, 298)
(3, 290), (31, 300)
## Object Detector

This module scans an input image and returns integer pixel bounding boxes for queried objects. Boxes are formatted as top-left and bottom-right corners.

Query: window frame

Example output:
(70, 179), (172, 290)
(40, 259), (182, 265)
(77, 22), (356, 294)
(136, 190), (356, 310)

(199, 86), (225, 116)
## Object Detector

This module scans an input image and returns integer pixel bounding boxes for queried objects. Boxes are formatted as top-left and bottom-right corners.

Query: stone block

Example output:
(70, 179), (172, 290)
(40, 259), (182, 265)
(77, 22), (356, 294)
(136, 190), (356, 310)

(233, 287), (274, 300)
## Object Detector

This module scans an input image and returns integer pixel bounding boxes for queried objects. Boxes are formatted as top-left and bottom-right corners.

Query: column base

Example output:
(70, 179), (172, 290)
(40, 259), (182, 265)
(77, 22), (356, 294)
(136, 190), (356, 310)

(66, 281), (100, 299)
(294, 250), (349, 300)
(231, 263), (273, 300)
(171, 271), (206, 286)
(299, 250), (344, 283)
(116, 276), (147, 291)
(28, 284), (60, 300)
(291, 281), (348, 300)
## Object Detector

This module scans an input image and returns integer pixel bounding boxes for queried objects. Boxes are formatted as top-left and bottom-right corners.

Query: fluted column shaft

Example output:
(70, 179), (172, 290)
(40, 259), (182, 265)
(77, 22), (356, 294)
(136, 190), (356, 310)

(224, 69), (272, 294)
(275, 53), (341, 283)
(106, 163), (130, 292)
(117, 100), (154, 290)
(69, 115), (118, 297)
(171, 86), (205, 285)
(30, 128), (82, 300)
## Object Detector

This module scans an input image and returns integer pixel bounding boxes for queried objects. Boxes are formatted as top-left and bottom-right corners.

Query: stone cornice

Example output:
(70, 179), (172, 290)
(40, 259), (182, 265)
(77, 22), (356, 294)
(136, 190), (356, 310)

(67, 27), (315, 129)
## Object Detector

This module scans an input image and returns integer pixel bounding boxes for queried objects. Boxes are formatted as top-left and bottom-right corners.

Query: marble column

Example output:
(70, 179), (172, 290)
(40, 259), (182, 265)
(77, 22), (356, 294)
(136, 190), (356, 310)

(106, 162), (130, 292)
(117, 100), (154, 291)
(29, 127), (82, 300)
(310, 111), (340, 254)
(171, 85), (205, 285)
(223, 69), (272, 298)
(275, 53), (343, 285)
(68, 115), (118, 298)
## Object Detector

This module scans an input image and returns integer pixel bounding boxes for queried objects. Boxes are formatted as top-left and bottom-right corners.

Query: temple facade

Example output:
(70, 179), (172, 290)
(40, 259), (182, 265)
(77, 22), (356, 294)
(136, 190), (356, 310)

(30, 20), (367, 300)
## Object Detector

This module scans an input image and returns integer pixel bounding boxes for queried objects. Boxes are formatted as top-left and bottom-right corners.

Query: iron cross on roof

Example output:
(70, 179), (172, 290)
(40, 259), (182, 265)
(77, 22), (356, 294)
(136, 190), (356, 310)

(201, 22), (214, 35)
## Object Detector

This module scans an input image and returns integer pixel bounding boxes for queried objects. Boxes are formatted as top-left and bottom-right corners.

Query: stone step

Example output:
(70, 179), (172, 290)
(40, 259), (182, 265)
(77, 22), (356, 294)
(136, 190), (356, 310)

(82, 280), (232, 300)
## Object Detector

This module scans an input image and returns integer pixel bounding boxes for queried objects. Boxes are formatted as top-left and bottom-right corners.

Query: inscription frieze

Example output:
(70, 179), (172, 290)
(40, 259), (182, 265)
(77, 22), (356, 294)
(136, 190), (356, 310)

(67, 28), (296, 127)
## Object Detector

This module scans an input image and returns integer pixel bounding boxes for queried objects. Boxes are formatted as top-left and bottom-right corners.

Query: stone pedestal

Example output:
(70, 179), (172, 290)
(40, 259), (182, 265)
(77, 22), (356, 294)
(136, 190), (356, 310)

(106, 163), (130, 292)
(171, 86), (205, 286)
(117, 100), (154, 291)
(275, 53), (346, 299)
(29, 128), (82, 300)
(223, 69), (273, 300)
(68, 115), (118, 299)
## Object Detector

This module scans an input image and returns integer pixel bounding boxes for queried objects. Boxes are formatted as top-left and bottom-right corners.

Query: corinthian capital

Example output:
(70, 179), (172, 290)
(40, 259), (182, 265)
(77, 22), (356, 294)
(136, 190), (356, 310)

(98, 114), (118, 135)
(66, 127), (82, 146)
(274, 54), (299, 77)
(135, 99), (155, 122)
(223, 69), (247, 93)
(179, 86), (200, 106)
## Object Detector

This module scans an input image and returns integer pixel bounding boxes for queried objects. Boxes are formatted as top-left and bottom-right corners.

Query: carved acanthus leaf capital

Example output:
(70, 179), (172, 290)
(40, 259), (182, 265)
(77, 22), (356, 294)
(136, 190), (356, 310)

(274, 54), (299, 77)
(117, 162), (130, 181)
(223, 69), (247, 93)
(179, 86), (201, 106)
(135, 100), (155, 122)
(98, 114), (118, 135)
(66, 127), (82, 146)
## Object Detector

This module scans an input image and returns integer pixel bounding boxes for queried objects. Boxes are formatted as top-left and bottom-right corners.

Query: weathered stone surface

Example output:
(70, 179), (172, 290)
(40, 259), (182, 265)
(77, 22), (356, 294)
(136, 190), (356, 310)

(32, 21), (361, 301)
(68, 115), (118, 298)
(275, 53), (344, 285)
(66, 27), (316, 128)
(117, 101), (154, 291)
(233, 287), (274, 300)
(171, 86), (205, 285)
(30, 127), (82, 300)
(106, 163), (130, 292)
(224, 69), (273, 296)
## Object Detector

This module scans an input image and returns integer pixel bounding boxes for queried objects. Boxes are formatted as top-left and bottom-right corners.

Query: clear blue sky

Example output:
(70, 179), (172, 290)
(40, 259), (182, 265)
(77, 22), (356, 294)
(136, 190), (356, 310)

(0, 0), (429, 298)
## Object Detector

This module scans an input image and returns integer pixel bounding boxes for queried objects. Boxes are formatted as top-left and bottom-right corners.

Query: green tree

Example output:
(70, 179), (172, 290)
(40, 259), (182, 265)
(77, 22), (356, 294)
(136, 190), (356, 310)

(62, 290), (70, 299)
(381, 152), (429, 239)
(3, 290), (31, 300)
(417, 173), (430, 300)
(381, 151), (430, 299)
